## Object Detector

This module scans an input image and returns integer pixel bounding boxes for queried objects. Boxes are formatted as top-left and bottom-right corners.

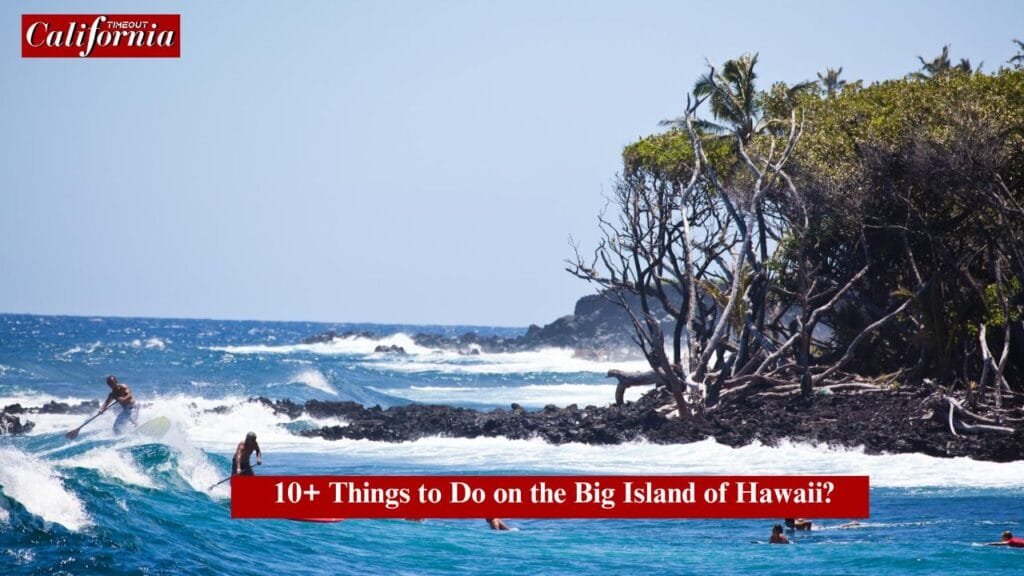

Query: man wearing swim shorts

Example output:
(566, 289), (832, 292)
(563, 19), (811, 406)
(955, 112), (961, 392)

(101, 375), (139, 434)
(233, 432), (262, 476)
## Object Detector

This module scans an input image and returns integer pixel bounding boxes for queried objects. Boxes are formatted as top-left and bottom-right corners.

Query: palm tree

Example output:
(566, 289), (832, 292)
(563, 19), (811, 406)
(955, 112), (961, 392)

(692, 53), (763, 143)
(956, 58), (976, 73)
(817, 67), (846, 98)
(1010, 39), (1024, 69)
(912, 45), (974, 79)
(682, 53), (813, 144)
(913, 45), (952, 78)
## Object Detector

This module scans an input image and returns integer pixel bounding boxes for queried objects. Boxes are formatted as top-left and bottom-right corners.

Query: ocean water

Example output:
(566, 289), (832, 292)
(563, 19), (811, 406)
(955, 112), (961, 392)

(1, 314), (1022, 575)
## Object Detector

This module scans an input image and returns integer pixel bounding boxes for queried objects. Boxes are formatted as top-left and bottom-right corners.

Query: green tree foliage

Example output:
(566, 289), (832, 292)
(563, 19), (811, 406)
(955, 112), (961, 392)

(794, 68), (1024, 382)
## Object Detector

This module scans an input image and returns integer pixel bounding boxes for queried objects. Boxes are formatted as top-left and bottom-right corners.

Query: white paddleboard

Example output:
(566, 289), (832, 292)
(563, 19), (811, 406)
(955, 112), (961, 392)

(134, 416), (171, 439)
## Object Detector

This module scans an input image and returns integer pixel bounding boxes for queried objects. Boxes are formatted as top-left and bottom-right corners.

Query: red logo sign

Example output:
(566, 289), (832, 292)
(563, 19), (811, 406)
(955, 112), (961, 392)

(22, 14), (180, 58)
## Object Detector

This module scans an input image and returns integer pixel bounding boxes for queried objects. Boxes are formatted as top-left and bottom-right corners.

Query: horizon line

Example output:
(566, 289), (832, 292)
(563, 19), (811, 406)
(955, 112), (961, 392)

(0, 310), (529, 331)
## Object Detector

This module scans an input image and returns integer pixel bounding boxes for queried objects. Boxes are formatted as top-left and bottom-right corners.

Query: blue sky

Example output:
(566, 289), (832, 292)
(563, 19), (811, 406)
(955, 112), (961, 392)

(2, 0), (1022, 326)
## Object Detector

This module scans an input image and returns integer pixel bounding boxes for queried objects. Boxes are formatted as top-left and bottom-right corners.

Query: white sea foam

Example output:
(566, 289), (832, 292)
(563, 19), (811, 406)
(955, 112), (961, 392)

(210, 333), (649, 375)
(130, 337), (167, 350)
(0, 446), (92, 531)
(4, 548), (34, 566)
(367, 348), (651, 375)
(304, 415), (351, 428)
(0, 392), (92, 408)
(56, 447), (156, 489)
(277, 369), (338, 396)
(60, 341), (103, 357)
(208, 333), (431, 356)
(292, 436), (1024, 489)
(0, 505), (9, 524)
(371, 383), (644, 407)
(164, 427), (232, 497)
(178, 397), (296, 448)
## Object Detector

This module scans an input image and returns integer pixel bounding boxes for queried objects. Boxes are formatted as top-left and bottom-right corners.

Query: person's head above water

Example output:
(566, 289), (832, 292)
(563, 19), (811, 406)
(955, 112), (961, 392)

(107, 375), (118, 387)
(246, 431), (257, 443)
(1003, 531), (1014, 541)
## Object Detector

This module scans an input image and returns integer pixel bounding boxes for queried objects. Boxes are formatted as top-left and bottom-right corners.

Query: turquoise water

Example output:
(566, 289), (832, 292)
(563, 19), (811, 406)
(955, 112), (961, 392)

(1, 314), (1022, 575)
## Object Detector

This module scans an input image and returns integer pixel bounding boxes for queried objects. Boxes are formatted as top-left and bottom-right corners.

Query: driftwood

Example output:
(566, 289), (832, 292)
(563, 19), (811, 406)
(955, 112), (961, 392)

(756, 382), (885, 397)
(715, 374), (793, 401)
(607, 369), (662, 405)
(958, 421), (1016, 434)
(940, 396), (1018, 435)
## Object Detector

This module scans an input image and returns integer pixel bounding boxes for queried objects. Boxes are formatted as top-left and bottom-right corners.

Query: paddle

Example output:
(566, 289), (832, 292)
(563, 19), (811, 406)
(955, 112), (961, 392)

(65, 411), (105, 440)
(208, 476), (232, 491)
(208, 462), (260, 491)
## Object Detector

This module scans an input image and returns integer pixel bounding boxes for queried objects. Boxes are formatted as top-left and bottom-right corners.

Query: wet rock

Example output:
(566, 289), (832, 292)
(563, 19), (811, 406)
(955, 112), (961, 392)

(304, 400), (367, 420)
(374, 344), (407, 355)
(251, 397), (304, 419)
(37, 400), (99, 415)
(302, 330), (340, 344)
(301, 330), (378, 345)
(0, 410), (34, 435)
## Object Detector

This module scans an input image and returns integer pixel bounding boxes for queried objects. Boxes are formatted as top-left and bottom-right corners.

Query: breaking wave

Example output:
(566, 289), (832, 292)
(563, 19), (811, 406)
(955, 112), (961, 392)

(0, 446), (92, 531)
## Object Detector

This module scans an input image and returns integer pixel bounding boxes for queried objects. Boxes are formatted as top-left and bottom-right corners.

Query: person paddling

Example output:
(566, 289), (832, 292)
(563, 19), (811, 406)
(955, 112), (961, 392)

(987, 531), (1024, 547)
(100, 375), (139, 434)
(233, 432), (262, 476)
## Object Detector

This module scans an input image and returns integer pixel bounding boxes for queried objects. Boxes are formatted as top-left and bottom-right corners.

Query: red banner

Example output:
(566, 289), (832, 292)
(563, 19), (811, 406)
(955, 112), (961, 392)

(231, 475), (869, 519)
(22, 14), (180, 58)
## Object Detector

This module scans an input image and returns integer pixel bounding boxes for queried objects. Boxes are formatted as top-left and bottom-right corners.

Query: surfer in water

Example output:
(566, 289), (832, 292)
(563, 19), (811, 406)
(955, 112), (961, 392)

(100, 375), (139, 434)
(769, 524), (790, 544)
(233, 432), (262, 476)
(486, 518), (511, 530)
(987, 531), (1024, 547)
(785, 518), (813, 531)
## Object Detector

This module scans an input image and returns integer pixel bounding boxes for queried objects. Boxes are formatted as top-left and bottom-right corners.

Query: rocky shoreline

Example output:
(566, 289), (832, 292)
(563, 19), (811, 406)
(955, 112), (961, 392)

(8, 387), (1022, 462)
(278, 383), (1023, 462)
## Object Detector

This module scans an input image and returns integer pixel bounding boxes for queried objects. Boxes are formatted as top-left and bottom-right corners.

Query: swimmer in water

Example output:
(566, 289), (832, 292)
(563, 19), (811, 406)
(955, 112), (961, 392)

(769, 524), (790, 544)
